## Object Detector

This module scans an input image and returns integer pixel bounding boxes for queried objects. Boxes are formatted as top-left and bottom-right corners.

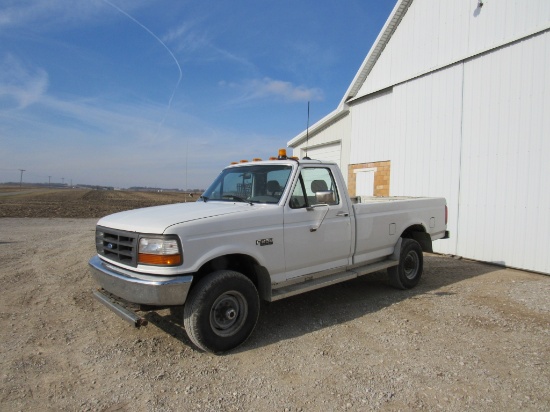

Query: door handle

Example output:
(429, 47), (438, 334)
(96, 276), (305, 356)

(336, 211), (349, 217)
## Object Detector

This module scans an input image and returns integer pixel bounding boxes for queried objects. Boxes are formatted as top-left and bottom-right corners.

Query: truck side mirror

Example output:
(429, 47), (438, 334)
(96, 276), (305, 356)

(315, 190), (335, 205)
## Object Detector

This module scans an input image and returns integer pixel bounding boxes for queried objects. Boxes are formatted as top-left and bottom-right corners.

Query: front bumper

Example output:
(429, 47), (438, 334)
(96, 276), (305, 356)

(88, 255), (193, 306)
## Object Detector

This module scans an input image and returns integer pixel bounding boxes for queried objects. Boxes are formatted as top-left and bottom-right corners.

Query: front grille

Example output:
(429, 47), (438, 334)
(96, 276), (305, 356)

(96, 226), (138, 267)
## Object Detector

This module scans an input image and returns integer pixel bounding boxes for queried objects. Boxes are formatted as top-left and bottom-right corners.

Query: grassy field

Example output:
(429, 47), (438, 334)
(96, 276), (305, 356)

(0, 187), (196, 218)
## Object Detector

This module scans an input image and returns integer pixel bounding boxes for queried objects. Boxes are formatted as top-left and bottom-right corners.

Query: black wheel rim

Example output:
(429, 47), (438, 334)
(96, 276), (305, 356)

(210, 291), (248, 337)
(403, 251), (419, 280)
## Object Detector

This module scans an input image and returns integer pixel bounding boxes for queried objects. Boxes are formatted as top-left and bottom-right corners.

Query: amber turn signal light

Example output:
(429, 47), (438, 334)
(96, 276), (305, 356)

(138, 254), (182, 266)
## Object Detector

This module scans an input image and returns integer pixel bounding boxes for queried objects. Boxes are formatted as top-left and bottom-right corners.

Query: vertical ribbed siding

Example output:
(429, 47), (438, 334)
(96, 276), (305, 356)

(346, 0), (550, 273)
(349, 29), (549, 273)
(304, 142), (342, 167)
(293, 113), (351, 182)
(391, 65), (463, 257)
(351, 65), (463, 256)
(350, 88), (394, 165)
(357, 0), (550, 99)
(459, 31), (550, 273)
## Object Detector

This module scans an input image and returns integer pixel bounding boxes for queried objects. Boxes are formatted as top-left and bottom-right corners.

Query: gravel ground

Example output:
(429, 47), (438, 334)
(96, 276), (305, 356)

(1, 218), (548, 411)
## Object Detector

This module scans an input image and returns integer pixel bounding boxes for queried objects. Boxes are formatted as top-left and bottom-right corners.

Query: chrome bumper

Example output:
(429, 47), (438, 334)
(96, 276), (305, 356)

(88, 255), (193, 306)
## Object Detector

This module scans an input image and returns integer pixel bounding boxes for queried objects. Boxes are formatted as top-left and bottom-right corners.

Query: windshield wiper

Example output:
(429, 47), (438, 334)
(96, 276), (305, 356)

(200, 195), (208, 202)
(222, 195), (253, 205)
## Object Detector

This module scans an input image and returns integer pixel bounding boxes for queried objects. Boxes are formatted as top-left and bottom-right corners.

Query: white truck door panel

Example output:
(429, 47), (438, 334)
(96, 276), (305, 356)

(283, 167), (352, 279)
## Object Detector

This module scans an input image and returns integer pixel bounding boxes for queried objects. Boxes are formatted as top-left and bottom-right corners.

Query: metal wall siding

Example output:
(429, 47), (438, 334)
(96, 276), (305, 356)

(391, 65), (463, 199)
(291, 114), (351, 180)
(311, 0), (550, 272)
(437, 1), (469, 67)
(305, 143), (341, 166)
(468, 0), (550, 55)
(346, 1), (549, 273)
(404, 66), (462, 253)
(358, 0), (550, 99)
(389, 67), (464, 257)
(360, 0), (470, 96)
(351, 65), (463, 256)
(350, 89), (394, 164)
(292, 115), (349, 152)
(459, 31), (550, 273)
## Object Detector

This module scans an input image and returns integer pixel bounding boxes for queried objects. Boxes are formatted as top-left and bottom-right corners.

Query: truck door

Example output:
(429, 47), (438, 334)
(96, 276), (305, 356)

(283, 166), (352, 279)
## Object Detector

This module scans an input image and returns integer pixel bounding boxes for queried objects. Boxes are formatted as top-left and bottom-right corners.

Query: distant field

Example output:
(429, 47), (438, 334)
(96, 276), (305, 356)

(0, 188), (196, 218)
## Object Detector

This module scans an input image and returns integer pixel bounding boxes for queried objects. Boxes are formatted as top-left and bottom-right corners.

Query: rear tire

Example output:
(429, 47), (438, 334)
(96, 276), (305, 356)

(183, 270), (260, 353)
(388, 238), (423, 290)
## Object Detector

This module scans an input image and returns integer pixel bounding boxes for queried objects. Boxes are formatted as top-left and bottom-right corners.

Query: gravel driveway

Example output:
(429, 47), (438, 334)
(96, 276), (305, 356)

(1, 218), (548, 411)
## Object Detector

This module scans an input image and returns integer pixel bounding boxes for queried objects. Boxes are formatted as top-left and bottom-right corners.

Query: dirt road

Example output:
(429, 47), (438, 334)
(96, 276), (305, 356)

(1, 218), (548, 411)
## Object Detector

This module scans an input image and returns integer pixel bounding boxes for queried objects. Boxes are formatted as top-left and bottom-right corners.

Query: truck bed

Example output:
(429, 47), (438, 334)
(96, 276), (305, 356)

(351, 196), (447, 266)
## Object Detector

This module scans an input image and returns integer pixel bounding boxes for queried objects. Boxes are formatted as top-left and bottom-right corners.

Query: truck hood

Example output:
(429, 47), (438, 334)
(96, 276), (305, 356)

(97, 201), (252, 233)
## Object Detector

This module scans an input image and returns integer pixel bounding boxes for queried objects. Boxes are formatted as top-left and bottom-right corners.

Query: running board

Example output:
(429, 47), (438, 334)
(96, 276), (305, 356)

(270, 259), (398, 302)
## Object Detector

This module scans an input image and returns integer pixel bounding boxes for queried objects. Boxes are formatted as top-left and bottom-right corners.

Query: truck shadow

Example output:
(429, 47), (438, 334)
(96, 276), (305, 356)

(144, 254), (504, 354)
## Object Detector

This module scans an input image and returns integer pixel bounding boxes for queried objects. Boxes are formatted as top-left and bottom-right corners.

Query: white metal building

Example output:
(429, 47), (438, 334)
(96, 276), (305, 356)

(288, 0), (550, 274)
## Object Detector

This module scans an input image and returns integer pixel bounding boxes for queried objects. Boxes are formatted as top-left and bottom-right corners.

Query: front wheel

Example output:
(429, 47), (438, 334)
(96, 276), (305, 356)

(387, 238), (423, 290)
(183, 270), (260, 353)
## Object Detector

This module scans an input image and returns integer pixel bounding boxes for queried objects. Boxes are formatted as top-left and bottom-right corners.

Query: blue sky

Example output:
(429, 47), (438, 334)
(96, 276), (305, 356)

(0, 0), (396, 189)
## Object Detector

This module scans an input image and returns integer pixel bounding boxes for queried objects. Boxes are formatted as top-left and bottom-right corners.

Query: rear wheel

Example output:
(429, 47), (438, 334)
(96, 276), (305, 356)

(183, 270), (260, 353)
(388, 238), (423, 289)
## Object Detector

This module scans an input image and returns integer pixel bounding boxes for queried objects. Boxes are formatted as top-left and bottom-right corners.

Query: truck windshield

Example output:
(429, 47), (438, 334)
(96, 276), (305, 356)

(201, 164), (293, 204)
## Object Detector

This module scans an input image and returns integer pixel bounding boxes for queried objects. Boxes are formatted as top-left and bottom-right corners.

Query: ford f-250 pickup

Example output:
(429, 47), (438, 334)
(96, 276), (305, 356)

(89, 150), (449, 353)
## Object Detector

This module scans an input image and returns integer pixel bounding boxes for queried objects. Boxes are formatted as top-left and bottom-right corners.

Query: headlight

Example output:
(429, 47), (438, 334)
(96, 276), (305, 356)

(138, 236), (182, 266)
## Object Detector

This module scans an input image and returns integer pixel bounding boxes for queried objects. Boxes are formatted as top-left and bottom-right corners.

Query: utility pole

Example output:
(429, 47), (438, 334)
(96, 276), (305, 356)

(48, 176), (51, 188)
(62, 177), (64, 186)
(19, 169), (25, 190)
(185, 141), (189, 201)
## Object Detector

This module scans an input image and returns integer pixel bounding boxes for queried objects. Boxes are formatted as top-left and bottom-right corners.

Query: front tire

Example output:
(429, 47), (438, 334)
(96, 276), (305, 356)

(183, 270), (260, 353)
(387, 238), (423, 290)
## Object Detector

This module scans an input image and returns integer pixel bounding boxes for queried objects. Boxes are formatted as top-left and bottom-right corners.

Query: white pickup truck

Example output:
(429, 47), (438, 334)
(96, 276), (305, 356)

(89, 150), (449, 353)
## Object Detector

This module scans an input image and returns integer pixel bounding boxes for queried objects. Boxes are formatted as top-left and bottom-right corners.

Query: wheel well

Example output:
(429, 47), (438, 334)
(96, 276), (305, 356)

(193, 254), (271, 300)
(401, 225), (433, 253)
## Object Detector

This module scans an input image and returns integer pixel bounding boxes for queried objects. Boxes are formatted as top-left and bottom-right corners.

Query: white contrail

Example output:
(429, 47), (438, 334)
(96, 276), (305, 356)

(102, 0), (183, 134)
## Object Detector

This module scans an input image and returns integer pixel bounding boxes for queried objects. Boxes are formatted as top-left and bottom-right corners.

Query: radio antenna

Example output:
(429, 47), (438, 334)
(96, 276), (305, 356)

(304, 101), (311, 159)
